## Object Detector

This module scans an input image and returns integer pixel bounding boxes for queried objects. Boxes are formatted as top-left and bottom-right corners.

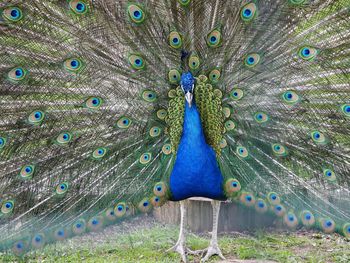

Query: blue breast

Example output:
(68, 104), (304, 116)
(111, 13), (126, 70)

(169, 101), (225, 201)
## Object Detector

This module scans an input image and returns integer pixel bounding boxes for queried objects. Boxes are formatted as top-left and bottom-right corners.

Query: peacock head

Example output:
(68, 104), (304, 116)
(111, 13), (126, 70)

(180, 72), (195, 107)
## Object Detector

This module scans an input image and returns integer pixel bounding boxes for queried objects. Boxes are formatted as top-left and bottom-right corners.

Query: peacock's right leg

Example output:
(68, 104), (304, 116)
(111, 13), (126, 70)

(166, 200), (188, 262)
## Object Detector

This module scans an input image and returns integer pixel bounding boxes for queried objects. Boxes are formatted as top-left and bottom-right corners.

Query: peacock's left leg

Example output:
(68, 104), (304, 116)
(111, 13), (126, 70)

(166, 200), (188, 262)
(201, 200), (225, 262)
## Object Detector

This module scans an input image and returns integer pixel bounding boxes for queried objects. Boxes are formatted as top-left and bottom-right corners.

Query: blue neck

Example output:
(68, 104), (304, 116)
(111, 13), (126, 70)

(169, 101), (225, 201)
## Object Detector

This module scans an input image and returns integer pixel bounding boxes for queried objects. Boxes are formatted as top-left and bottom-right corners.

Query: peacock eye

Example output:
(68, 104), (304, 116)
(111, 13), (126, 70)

(321, 218), (335, 233)
(2, 7), (23, 22)
(323, 169), (336, 182)
(298, 46), (318, 61)
(117, 116), (132, 129)
(0, 137), (7, 149)
(28, 110), (45, 125)
(284, 212), (298, 228)
(69, 0), (88, 14)
(272, 143), (287, 156)
(178, 0), (191, 6)
(311, 130), (326, 144)
(244, 53), (260, 67)
(236, 146), (248, 158)
(255, 199), (268, 213)
(169, 31), (183, 49)
(31, 233), (45, 248)
(282, 90), (300, 104)
(138, 198), (152, 212)
(64, 58), (83, 73)
(168, 69), (181, 84)
(219, 138), (227, 149)
(1, 200), (15, 214)
(342, 223), (350, 238)
(85, 97), (103, 109)
(230, 88), (244, 101)
(149, 126), (161, 137)
(157, 109), (167, 120)
(162, 144), (172, 155)
(56, 182), (69, 195)
(240, 3), (257, 22)
(127, 4), (145, 24)
(300, 210), (315, 226)
(139, 152), (152, 164)
(92, 147), (107, 159)
(267, 192), (280, 204)
(114, 202), (126, 217)
(141, 90), (157, 102)
(188, 54), (200, 70)
(72, 219), (86, 235)
(274, 204), (286, 217)
(254, 112), (269, 123)
(340, 104), (350, 117)
(153, 182), (167, 197)
(128, 54), (145, 70)
(20, 164), (35, 179)
(206, 29), (222, 48)
(8, 67), (27, 81)
(240, 192), (255, 207)
(225, 178), (241, 195)
(208, 69), (221, 83)
(224, 120), (236, 131)
(54, 229), (66, 240)
(56, 132), (73, 145)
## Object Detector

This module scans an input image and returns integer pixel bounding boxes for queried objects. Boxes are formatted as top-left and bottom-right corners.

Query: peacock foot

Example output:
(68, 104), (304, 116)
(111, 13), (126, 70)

(166, 242), (187, 262)
(200, 242), (225, 262)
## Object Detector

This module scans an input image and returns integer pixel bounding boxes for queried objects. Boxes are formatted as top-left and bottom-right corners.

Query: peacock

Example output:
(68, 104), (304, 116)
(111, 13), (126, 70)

(0, 0), (350, 262)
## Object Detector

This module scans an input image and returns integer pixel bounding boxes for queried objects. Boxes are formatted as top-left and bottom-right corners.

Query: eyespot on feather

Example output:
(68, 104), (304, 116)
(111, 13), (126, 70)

(114, 202), (127, 217)
(31, 233), (46, 249)
(244, 53), (260, 67)
(117, 116), (132, 129)
(255, 199), (268, 213)
(19, 164), (35, 179)
(188, 54), (200, 70)
(230, 89), (244, 101)
(128, 54), (145, 70)
(138, 198), (152, 213)
(282, 90), (300, 105)
(127, 4), (145, 24)
(272, 143), (287, 156)
(206, 29), (222, 48)
(236, 146), (249, 158)
(84, 97), (103, 109)
(69, 0), (89, 15)
(64, 58), (83, 73)
(55, 182), (69, 195)
(139, 152), (152, 164)
(284, 212), (299, 228)
(2, 7), (23, 22)
(240, 3), (257, 22)
(298, 46), (318, 61)
(1, 200), (15, 214)
(323, 169), (336, 182)
(28, 110), (45, 125)
(240, 192), (255, 207)
(169, 31), (183, 49)
(141, 90), (157, 102)
(92, 147), (107, 160)
(300, 210), (315, 227)
(157, 109), (167, 120)
(225, 178), (241, 195)
(8, 67), (27, 81)
(56, 132), (73, 145)
(88, 216), (104, 232)
(254, 112), (269, 123)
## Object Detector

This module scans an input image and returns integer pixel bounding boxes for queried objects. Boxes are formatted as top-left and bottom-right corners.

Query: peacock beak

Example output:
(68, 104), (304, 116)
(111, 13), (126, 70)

(185, 91), (193, 107)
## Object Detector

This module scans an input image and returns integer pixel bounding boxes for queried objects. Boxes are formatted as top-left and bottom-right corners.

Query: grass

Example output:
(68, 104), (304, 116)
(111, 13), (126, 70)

(0, 217), (349, 263)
